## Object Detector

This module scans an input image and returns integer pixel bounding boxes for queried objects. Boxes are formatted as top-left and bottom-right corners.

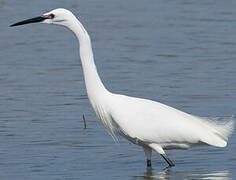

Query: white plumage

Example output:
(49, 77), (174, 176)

(11, 8), (234, 168)
(109, 94), (233, 147)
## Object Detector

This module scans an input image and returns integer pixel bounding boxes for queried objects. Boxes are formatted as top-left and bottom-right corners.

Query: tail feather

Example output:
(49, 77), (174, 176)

(201, 117), (235, 147)
(211, 117), (235, 140)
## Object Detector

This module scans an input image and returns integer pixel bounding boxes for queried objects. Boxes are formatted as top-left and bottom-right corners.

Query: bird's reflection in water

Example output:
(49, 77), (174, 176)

(137, 167), (230, 180)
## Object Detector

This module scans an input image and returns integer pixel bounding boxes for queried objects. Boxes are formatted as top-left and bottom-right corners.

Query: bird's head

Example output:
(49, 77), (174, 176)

(10, 8), (74, 27)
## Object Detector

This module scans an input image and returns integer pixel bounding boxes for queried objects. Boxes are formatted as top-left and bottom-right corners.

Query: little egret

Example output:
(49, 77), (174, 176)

(10, 8), (234, 168)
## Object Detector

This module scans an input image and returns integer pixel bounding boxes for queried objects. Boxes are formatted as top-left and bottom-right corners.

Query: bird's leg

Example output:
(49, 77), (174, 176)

(148, 143), (175, 168)
(160, 154), (175, 167)
(147, 159), (152, 167)
(143, 146), (152, 167)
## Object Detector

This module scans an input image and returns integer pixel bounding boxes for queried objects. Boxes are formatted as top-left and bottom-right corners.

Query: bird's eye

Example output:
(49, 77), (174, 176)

(42, 13), (55, 19)
(49, 13), (55, 19)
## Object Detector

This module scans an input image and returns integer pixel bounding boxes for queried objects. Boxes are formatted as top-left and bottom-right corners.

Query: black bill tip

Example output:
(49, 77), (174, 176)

(10, 16), (46, 27)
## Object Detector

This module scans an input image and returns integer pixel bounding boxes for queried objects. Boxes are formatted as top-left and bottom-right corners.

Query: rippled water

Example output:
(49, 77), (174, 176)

(1, 0), (236, 179)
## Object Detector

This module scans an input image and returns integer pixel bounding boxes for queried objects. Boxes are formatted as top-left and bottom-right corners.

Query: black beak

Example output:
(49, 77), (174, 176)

(10, 16), (47, 27)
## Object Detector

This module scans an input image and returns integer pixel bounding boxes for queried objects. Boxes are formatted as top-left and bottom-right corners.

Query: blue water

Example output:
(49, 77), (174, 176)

(1, 0), (236, 179)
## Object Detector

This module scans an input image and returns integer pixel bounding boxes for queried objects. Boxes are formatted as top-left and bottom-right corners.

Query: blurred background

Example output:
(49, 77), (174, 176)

(0, 0), (236, 179)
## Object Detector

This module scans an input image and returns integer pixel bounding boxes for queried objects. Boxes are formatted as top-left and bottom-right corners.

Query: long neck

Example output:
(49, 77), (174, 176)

(67, 16), (109, 103)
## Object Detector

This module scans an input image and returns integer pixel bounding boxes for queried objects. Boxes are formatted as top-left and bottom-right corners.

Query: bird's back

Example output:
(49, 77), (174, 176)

(107, 93), (234, 149)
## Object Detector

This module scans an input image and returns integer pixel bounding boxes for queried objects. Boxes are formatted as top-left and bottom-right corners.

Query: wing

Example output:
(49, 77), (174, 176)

(108, 94), (230, 148)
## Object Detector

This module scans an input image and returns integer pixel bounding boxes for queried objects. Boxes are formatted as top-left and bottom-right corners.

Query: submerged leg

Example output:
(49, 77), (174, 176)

(143, 146), (152, 167)
(149, 143), (175, 168)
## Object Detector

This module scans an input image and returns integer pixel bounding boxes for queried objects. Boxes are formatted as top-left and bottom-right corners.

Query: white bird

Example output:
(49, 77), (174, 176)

(10, 8), (234, 168)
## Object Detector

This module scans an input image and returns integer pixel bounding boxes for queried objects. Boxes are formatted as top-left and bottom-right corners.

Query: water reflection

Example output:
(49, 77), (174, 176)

(137, 168), (230, 180)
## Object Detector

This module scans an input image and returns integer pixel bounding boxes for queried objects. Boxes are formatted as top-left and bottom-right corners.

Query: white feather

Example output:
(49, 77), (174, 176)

(107, 94), (234, 149)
